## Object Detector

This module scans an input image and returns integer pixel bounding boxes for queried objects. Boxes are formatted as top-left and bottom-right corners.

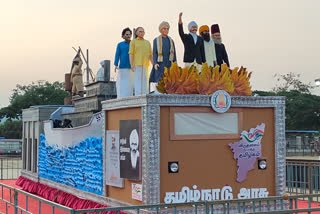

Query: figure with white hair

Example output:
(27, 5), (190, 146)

(211, 24), (230, 68)
(178, 12), (206, 70)
(149, 21), (177, 93)
(114, 27), (134, 98)
(96, 61), (105, 81)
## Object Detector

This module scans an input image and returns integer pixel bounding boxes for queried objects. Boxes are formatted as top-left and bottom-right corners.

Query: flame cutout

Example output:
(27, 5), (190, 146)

(230, 66), (252, 96)
(156, 63), (252, 96)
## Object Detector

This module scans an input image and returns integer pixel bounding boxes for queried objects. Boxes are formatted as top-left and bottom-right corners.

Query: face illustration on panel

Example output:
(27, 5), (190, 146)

(129, 129), (139, 169)
(130, 129), (139, 152)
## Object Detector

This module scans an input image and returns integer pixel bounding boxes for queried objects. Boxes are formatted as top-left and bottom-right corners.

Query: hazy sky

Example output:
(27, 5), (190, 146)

(1, 0), (320, 108)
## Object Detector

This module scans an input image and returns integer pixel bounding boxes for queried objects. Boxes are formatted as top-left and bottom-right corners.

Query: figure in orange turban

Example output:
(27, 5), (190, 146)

(199, 25), (217, 67)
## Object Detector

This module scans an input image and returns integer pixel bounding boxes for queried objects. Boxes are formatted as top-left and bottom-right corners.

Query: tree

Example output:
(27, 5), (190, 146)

(0, 120), (22, 139)
(278, 90), (320, 130)
(0, 80), (68, 121)
(273, 72), (314, 93)
(254, 73), (320, 131)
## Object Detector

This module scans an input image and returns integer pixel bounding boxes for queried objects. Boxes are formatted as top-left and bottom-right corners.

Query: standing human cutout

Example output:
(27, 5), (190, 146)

(149, 21), (177, 93)
(178, 12), (206, 71)
(114, 28), (134, 98)
(199, 25), (217, 67)
(129, 27), (153, 95)
(211, 24), (230, 67)
(70, 51), (84, 97)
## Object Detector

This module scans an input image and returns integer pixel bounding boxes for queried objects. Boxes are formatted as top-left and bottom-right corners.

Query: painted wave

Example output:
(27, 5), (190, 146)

(38, 134), (103, 195)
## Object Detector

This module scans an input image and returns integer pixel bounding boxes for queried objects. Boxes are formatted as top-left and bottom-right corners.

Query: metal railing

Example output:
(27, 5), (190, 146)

(286, 143), (316, 157)
(1, 159), (320, 213)
(0, 139), (22, 180)
(72, 195), (320, 214)
(0, 155), (22, 180)
(286, 159), (320, 200)
(0, 182), (73, 214)
(2, 182), (320, 214)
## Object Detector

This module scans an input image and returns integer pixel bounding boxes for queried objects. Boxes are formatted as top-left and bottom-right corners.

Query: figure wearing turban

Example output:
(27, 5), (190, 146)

(178, 12), (206, 70)
(71, 55), (84, 97)
(199, 25), (217, 67)
(211, 24), (230, 67)
(149, 21), (177, 93)
(114, 27), (134, 98)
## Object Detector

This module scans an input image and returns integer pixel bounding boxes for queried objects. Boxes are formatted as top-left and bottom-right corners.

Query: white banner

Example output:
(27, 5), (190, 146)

(174, 112), (238, 135)
(106, 130), (124, 188)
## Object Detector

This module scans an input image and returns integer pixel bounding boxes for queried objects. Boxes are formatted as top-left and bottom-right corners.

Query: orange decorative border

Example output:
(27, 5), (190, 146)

(169, 107), (243, 141)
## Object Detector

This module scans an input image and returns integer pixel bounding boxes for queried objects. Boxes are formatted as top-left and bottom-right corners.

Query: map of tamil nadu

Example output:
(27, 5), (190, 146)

(229, 123), (265, 182)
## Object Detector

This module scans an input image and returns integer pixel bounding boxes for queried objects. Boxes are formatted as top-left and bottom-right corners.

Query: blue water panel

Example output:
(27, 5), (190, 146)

(38, 134), (103, 195)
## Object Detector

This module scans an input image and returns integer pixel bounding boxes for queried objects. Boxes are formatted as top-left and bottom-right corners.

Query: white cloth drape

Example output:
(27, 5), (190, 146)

(116, 68), (134, 98)
(134, 66), (149, 95)
(204, 40), (217, 67)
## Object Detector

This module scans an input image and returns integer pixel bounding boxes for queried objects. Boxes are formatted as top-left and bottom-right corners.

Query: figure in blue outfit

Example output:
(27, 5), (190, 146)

(114, 27), (133, 98)
(149, 21), (177, 93)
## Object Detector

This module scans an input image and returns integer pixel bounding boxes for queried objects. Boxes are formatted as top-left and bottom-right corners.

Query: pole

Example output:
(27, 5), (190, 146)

(103, 60), (110, 82)
(14, 189), (18, 214)
(72, 47), (78, 53)
(86, 49), (89, 84)
(78, 47), (94, 82)
(78, 47), (87, 64)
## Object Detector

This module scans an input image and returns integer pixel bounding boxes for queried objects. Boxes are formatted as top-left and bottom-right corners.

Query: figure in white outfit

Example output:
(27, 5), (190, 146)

(114, 28), (134, 98)
(199, 25), (217, 67)
(96, 61), (105, 81)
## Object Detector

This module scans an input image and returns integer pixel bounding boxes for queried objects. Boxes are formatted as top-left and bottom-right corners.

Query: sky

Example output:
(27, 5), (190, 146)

(1, 0), (320, 108)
